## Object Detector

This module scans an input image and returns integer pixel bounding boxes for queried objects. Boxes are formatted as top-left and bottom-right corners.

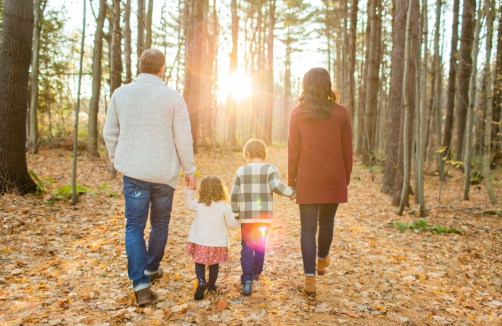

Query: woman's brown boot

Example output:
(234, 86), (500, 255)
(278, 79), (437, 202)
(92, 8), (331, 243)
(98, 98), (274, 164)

(302, 275), (316, 296)
(317, 255), (330, 275)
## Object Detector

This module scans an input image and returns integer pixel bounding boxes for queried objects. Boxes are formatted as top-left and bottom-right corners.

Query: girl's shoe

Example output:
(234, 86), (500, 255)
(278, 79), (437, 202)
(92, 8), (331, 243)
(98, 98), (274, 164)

(194, 279), (207, 300)
(300, 275), (316, 297)
(207, 283), (217, 293)
(317, 255), (330, 275)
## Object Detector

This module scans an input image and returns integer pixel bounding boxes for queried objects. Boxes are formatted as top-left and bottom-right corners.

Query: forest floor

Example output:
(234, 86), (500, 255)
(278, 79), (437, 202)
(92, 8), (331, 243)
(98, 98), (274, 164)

(0, 146), (501, 326)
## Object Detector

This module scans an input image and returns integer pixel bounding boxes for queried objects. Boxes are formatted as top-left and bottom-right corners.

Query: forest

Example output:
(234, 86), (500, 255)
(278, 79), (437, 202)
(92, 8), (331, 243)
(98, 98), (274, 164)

(0, 0), (501, 325)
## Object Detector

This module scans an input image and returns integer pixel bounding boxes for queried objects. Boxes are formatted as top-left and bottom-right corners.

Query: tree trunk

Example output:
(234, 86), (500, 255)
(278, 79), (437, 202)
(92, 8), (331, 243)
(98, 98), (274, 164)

(456, 0), (476, 159)
(394, 0), (418, 208)
(483, 0), (498, 204)
(382, 0), (406, 196)
(433, 0), (443, 175)
(145, 0), (153, 49)
(492, 6), (502, 166)
(362, 0), (381, 164)
(463, 3), (482, 201)
(137, 0), (146, 71)
(124, 0), (132, 83)
(442, 0), (460, 161)
(357, 1), (371, 155)
(347, 0), (359, 121)
(417, 0), (428, 217)
(184, 0), (205, 153)
(28, 0), (46, 154)
(109, 0), (122, 178)
(87, 0), (107, 157)
(397, 0), (414, 214)
(283, 27), (292, 141)
(226, 0), (238, 149)
(110, 0), (122, 93)
(264, 0), (276, 145)
(0, 0), (36, 194)
(71, 0), (87, 205)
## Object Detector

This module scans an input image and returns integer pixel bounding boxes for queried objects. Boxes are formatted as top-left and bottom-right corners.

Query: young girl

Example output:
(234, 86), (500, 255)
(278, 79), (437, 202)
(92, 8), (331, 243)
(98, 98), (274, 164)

(185, 176), (239, 300)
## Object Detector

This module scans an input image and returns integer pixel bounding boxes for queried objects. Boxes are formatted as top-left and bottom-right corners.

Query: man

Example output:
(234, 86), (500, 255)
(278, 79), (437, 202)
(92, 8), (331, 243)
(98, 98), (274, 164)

(104, 49), (196, 306)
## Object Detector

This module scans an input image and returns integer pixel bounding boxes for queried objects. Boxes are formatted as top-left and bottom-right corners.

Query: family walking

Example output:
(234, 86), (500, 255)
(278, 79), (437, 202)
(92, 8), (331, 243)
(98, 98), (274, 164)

(103, 49), (353, 307)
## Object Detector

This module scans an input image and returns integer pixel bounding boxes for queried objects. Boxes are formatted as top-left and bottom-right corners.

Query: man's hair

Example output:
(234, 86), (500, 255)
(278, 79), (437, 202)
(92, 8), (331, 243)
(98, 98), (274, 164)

(139, 49), (165, 74)
(243, 139), (268, 159)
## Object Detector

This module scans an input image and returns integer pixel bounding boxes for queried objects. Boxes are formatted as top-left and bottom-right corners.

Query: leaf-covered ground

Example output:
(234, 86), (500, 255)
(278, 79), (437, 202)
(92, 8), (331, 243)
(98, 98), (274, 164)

(0, 146), (501, 325)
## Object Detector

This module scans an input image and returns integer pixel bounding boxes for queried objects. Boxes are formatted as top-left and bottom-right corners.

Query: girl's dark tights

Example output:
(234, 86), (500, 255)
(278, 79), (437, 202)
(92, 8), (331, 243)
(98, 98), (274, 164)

(195, 263), (219, 284)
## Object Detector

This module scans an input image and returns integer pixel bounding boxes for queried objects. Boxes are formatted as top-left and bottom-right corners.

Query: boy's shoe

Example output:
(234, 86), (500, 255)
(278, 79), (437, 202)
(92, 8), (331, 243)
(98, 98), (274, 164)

(317, 255), (330, 275)
(299, 275), (316, 297)
(194, 279), (207, 300)
(207, 283), (217, 293)
(148, 268), (163, 282)
(135, 287), (158, 306)
(241, 280), (253, 296)
(252, 274), (259, 281)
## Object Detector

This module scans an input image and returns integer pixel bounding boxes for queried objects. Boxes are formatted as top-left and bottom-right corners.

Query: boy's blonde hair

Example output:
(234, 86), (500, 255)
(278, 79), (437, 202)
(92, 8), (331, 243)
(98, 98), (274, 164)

(243, 139), (268, 159)
(198, 176), (228, 206)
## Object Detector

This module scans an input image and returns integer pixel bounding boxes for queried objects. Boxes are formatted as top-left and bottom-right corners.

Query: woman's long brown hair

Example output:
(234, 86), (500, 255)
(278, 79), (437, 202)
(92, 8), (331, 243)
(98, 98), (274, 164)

(296, 67), (338, 123)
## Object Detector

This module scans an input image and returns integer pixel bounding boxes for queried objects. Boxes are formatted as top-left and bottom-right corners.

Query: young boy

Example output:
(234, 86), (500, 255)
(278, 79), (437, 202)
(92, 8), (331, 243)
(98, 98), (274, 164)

(231, 139), (296, 296)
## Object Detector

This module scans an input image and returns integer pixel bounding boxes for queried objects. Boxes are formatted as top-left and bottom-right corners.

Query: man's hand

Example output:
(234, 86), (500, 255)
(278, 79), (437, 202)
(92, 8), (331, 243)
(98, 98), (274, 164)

(185, 175), (196, 190)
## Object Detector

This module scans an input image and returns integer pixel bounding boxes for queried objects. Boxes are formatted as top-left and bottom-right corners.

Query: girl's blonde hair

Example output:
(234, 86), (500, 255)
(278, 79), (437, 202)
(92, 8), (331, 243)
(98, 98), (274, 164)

(198, 176), (228, 206)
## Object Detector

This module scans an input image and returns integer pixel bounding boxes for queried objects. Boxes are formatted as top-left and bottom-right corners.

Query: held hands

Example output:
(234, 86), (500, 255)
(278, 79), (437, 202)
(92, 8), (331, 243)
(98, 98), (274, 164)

(185, 175), (197, 190)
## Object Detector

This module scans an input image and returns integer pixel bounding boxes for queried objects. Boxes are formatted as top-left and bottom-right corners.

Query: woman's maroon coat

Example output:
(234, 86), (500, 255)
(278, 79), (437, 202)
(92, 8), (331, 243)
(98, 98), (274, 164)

(288, 103), (353, 204)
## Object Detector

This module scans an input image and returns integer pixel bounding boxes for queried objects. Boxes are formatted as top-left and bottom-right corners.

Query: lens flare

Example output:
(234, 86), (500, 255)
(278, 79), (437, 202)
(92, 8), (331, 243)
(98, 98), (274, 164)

(220, 71), (251, 100)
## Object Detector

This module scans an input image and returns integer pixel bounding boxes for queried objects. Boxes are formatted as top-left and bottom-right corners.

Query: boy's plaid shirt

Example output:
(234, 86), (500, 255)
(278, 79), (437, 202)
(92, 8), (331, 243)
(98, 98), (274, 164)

(231, 163), (296, 223)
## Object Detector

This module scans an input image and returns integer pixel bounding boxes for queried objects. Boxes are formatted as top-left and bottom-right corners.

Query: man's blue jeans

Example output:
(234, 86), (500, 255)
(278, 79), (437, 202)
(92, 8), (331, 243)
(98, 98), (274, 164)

(240, 223), (269, 284)
(123, 176), (174, 291)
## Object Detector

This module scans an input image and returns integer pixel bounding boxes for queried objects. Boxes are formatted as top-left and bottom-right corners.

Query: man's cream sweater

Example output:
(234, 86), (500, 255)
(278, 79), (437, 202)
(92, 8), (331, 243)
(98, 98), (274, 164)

(103, 73), (196, 188)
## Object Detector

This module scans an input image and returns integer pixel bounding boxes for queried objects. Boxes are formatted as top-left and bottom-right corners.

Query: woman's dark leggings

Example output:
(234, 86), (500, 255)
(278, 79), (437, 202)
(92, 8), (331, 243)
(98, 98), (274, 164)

(195, 263), (219, 284)
(299, 204), (339, 276)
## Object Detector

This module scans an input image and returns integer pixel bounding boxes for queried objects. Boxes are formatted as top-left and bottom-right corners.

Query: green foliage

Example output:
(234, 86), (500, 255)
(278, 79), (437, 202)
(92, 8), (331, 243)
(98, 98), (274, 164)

(0, 0), (3, 32)
(470, 170), (483, 185)
(52, 185), (89, 201)
(483, 209), (502, 216)
(408, 219), (429, 231)
(37, 7), (81, 140)
(28, 170), (56, 194)
(391, 219), (462, 235)
(28, 170), (45, 193)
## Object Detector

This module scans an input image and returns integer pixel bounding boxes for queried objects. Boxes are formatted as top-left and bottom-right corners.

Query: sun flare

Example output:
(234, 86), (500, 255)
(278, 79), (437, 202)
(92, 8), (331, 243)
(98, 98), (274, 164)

(219, 71), (252, 100)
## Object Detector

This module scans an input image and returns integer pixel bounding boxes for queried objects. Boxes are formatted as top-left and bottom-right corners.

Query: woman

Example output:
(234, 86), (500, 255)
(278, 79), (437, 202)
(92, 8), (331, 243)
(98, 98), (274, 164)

(288, 67), (353, 296)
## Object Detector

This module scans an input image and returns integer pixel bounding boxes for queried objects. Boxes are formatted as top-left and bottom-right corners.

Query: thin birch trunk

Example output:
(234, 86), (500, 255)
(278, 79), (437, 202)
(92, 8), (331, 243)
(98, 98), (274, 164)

(433, 0), (443, 176)
(28, 0), (46, 154)
(398, 0), (413, 215)
(71, 0), (86, 205)
(483, 0), (498, 204)
(417, 0), (428, 217)
(124, 0), (132, 83)
(463, 3), (482, 201)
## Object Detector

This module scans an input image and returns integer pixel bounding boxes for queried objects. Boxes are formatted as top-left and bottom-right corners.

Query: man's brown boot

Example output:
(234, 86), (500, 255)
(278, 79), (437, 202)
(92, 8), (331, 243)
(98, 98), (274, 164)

(148, 268), (163, 283)
(135, 287), (158, 307)
(317, 255), (330, 275)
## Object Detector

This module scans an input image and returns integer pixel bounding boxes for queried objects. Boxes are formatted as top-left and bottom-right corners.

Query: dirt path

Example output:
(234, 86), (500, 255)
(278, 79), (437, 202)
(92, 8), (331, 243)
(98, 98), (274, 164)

(0, 147), (500, 325)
